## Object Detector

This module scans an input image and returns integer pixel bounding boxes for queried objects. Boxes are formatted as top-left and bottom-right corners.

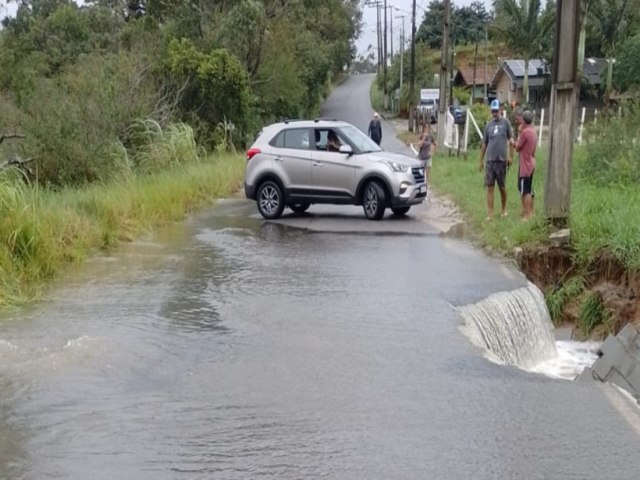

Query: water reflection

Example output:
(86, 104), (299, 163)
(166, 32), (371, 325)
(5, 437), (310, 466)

(0, 378), (29, 479)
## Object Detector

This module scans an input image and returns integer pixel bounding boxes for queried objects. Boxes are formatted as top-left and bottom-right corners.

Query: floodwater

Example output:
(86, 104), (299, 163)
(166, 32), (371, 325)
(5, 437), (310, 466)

(1, 199), (638, 480)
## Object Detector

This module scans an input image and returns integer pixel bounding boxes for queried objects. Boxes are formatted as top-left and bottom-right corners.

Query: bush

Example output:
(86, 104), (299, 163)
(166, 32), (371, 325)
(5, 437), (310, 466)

(0, 51), (167, 186)
(579, 102), (640, 186)
(467, 103), (492, 148)
(165, 38), (251, 148)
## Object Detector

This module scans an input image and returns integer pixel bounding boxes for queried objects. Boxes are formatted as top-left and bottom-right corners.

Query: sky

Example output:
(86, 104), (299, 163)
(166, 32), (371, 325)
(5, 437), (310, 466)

(356, 0), (494, 55)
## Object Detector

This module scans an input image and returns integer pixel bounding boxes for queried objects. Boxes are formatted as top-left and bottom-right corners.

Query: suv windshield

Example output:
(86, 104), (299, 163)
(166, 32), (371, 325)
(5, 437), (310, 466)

(338, 125), (383, 154)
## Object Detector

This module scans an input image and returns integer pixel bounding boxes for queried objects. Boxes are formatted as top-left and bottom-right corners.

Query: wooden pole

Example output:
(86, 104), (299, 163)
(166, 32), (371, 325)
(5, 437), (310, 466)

(437, 0), (450, 147)
(408, 0), (417, 132)
(543, 0), (580, 224)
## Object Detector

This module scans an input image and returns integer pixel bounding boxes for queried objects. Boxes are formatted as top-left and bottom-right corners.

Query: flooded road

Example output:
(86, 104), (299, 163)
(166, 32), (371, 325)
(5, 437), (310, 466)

(1, 74), (640, 479)
(1, 199), (639, 479)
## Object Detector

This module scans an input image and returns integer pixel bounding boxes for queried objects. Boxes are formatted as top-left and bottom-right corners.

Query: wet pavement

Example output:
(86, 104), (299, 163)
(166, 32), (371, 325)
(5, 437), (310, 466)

(0, 75), (638, 479)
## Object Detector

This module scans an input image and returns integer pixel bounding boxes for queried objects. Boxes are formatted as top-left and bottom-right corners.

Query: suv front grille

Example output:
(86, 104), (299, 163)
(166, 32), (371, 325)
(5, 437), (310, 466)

(412, 167), (425, 184)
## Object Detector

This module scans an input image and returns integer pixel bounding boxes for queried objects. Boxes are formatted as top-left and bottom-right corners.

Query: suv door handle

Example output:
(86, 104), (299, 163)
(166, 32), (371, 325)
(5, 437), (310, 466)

(274, 156), (284, 162)
(313, 161), (322, 167)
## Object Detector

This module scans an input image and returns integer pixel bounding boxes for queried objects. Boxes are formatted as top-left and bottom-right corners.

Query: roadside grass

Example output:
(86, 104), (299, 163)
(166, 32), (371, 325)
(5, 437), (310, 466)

(0, 153), (245, 305)
(429, 145), (640, 271)
(546, 276), (585, 326)
(370, 80), (384, 114)
(430, 147), (551, 252)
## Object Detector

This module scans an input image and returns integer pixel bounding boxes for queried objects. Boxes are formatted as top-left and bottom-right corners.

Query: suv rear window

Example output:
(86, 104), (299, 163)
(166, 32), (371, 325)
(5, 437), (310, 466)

(271, 128), (310, 150)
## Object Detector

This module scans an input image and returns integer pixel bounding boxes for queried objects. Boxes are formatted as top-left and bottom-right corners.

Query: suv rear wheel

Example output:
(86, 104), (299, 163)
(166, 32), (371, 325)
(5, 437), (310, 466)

(257, 180), (285, 219)
(289, 203), (310, 214)
(363, 181), (386, 220)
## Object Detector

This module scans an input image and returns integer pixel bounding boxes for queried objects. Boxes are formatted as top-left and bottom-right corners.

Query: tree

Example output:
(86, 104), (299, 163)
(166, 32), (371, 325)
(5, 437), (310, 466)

(589, 0), (639, 100)
(416, 1), (490, 49)
(492, 0), (554, 103)
(613, 34), (640, 91)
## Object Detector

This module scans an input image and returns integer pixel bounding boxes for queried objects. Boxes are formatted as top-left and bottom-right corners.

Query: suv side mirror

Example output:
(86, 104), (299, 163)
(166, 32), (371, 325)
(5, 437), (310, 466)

(339, 144), (353, 155)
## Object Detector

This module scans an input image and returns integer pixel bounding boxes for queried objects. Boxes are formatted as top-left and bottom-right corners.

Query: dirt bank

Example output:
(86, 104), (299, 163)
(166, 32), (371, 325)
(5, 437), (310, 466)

(518, 246), (640, 339)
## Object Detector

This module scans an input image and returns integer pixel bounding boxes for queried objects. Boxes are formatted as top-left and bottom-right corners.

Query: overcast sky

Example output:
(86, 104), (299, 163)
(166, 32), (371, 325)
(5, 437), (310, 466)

(357, 0), (494, 55)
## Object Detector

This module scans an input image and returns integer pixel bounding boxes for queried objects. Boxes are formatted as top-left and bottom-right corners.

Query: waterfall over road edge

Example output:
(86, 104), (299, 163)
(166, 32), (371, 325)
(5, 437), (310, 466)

(458, 283), (558, 371)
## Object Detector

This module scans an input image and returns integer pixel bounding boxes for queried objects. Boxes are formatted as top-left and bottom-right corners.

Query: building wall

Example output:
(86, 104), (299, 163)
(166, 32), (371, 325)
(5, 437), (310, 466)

(494, 70), (516, 103)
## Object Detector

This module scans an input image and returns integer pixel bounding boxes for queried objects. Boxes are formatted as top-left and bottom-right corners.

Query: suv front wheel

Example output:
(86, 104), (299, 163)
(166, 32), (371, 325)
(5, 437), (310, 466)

(362, 181), (386, 220)
(257, 180), (285, 219)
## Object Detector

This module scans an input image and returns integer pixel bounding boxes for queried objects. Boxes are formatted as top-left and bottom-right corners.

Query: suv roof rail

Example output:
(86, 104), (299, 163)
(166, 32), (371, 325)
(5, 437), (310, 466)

(283, 118), (305, 124)
(313, 117), (338, 122)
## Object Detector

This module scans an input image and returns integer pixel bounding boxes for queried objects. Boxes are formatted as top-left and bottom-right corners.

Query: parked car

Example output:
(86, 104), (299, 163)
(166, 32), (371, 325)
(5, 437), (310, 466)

(244, 119), (427, 220)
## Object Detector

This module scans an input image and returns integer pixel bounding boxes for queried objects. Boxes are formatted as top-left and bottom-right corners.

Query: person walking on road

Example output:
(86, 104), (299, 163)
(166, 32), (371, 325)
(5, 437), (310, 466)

(511, 110), (537, 221)
(368, 112), (382, 145)
(479, 99), (514, 220)
(417, 123), (436, 184)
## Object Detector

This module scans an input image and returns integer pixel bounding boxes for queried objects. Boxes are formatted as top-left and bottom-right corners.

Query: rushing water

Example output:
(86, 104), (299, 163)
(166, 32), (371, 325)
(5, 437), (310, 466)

(0, 202), (638, 479)
(458, 283), (603, 380)
(458, 283), (559, 370)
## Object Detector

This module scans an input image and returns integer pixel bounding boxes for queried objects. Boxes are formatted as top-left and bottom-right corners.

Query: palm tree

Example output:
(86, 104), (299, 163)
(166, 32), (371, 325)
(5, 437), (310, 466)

(493, 0), (555, 104)
(578, 0), (593, 76)
(588, 0), (636, 100)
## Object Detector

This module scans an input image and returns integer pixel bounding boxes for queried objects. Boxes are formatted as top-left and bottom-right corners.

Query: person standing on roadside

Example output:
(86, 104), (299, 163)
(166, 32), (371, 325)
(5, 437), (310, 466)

(511, 110), (537, 221)
(417, 122), (436, 184)
(479, 99), (513, 220)
(368, 112), (382, 145)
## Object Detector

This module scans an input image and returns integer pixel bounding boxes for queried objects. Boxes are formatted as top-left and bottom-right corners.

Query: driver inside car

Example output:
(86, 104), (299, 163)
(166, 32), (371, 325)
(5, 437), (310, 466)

(327, 130), (341, 152)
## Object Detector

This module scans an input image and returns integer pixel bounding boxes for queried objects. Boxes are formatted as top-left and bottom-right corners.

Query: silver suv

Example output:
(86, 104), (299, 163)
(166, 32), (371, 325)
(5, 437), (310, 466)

(244, 119), (427, 220)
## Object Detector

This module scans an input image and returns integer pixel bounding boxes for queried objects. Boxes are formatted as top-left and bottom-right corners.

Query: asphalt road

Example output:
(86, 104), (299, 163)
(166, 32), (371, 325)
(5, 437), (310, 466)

(0, 74), (638, 480)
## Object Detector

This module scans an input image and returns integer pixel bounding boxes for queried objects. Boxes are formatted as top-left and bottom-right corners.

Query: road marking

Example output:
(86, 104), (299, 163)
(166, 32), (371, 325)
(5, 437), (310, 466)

(600, 383), (640, 438)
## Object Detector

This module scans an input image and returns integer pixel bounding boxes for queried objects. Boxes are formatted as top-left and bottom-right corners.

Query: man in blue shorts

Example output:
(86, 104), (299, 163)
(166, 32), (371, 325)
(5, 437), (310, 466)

(479, 99), (514, 220)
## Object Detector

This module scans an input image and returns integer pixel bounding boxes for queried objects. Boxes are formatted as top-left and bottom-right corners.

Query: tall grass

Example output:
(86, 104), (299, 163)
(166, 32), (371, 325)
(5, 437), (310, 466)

(370, 81), (384, 114)
(0, 152), (245, 306)
(431, 148), (551, 253)
(546, 276), (585, 326)
(578, 292), (610, 337)
(431, 144), (640, 270)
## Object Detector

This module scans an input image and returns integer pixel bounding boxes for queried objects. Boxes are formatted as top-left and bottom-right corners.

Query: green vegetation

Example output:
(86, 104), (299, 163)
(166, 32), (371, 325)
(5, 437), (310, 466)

(432, 138), (640, 271)
(379, 0), (640, 112)
(370, 80), (385, 115)
(0, 0), (362, 305)
(492, 0), (554, 104)
(578, 292), (611, 337)
(0, 150), (245, 305)
(546, 277), (585, 326)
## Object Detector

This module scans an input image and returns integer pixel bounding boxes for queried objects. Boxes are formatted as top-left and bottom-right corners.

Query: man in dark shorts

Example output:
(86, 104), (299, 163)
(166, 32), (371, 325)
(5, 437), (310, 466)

(479, 99), (513, 220)
(511, 110), (537, 220)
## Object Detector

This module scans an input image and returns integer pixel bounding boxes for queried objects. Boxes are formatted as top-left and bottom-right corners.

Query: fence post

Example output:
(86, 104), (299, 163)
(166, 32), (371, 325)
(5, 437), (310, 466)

(577, 107), (586, 144)
(538, 108), (545, 147)
(462, 109), (470, 156)
(594, 108), (598, 125)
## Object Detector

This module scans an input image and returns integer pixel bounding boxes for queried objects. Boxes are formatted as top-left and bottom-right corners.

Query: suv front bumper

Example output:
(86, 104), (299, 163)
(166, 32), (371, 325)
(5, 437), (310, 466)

(391, 182), (427, 207)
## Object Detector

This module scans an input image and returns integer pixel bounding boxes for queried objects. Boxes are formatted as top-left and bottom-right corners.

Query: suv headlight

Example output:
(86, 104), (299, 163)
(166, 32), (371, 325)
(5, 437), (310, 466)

(382, 161), (408, 173)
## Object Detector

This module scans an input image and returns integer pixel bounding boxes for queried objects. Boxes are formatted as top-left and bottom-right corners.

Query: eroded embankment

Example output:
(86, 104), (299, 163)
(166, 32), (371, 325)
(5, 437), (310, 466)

(518, 246), (640, 340)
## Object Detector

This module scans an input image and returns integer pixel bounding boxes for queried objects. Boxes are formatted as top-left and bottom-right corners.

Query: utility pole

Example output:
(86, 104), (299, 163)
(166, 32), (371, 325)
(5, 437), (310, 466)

(437, 0), (450, 146)
(364, 2), (382, 70)
(472, 31), (479, 105)
(377, 3), (382, 72)
(544, 0), (580, 225)
(383, 0), (388, 109)
(408, 0), (417, 132)
(483, 25), (488, 103)
(397, 14), (406, 94)
(390, 12), (394, 59)
(450, 33), (455, 107)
